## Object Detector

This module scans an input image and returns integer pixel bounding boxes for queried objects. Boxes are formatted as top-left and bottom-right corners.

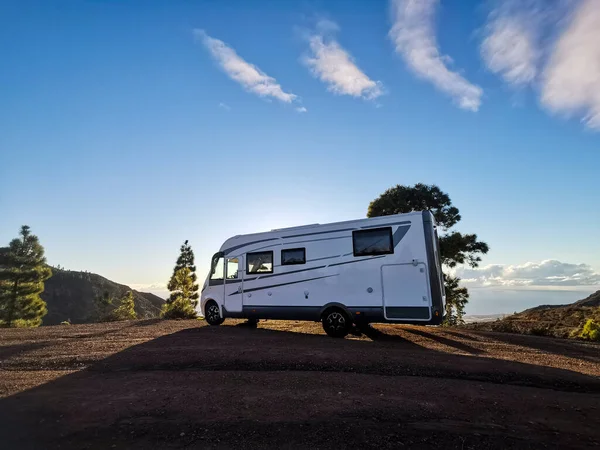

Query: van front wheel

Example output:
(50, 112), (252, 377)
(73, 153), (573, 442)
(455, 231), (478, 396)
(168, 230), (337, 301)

(322, 309), (350, 338)
(205, 301), (224, 326)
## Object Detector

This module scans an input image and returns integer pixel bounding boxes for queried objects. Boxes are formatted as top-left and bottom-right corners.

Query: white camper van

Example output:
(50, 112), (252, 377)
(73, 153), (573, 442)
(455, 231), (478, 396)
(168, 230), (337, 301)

(201, 210), (445, 337)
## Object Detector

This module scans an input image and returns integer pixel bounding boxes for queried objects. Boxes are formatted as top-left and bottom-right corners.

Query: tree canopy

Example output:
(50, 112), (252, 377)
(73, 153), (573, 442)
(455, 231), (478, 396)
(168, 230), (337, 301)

(368, 183), (489, 324)
(0, 225), (52, 327)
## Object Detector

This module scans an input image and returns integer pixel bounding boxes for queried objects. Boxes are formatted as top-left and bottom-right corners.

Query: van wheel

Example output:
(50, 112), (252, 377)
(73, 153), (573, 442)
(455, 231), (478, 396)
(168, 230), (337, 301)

(322, 309), (351, 338)
(205, 301), (224, 326)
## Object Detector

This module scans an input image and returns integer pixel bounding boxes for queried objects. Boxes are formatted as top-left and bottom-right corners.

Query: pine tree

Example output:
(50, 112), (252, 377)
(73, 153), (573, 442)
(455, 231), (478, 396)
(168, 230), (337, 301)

(162, 267), (198, 319)
(167, 240), (199, 308)
(0, 226), (52, 327)
(162, 240), (199, 319)
(167, 240), (199, 307)
(112, 291), (137, 321)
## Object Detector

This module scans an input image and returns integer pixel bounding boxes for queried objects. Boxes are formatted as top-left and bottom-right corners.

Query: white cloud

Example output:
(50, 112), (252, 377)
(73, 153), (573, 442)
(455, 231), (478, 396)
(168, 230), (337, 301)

(389, 0), (483, 111)
(481, 0), (600, 131)
(128, 283), (169, 299)
(195, 29), (298, 104)
(541, 0), (600, 130)
(218, 102), (231, 111)
(453, 260), (600, 287)
(295, 106), (308, 113)
(480, 1), (541, 86)
(303, 21), (383, 100)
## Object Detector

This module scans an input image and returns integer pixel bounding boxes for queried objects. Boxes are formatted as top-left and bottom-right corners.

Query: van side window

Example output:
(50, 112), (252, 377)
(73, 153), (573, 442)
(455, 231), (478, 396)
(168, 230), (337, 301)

(281, 248), (306, 265)
(352, 227), (394, 256)
(247, 251), (274, 274)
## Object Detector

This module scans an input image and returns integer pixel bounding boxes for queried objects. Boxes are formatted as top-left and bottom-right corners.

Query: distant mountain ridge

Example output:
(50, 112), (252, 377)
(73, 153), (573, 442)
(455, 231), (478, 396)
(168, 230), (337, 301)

(465, 289), (600, 338)
(523, 290), (600, 312)
(41, 268), (165, 325)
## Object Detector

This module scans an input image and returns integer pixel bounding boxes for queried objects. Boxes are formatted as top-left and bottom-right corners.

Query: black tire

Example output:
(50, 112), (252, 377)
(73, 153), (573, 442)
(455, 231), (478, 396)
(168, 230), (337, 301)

(322, 308), (351, 338)
(205, 301), (224, 326)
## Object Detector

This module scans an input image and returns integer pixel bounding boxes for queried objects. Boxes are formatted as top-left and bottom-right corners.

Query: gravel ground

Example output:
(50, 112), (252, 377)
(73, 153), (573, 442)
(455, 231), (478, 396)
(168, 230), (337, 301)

(0, 319), (599, 449)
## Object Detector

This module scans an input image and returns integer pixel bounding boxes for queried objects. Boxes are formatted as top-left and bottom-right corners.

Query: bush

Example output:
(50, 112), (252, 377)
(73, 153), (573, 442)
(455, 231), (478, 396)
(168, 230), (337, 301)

(0, 318), (42, 328)
(579, 319), (600, 341)
(530, 324), (553, 337)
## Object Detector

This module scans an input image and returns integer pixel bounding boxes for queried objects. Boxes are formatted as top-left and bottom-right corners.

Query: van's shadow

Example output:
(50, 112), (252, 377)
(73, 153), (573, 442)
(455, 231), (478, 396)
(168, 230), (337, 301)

(1, 322), (599, 449)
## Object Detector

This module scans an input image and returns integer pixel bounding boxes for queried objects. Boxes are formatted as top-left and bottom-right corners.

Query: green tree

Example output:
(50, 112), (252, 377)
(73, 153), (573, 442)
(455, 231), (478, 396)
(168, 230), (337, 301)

(168, 240), (199, 308)
(442, 275), (469, 326)
(367, 183), (489, 325)
(162, 240), (199, 319)
(0, 225), (52, 327)
(162, 267), (198, 319)
(112, 291), (137, 321)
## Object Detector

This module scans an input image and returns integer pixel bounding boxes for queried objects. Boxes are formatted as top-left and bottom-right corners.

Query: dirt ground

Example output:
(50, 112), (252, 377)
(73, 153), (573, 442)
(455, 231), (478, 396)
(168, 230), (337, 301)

(0, 320), (599, 449)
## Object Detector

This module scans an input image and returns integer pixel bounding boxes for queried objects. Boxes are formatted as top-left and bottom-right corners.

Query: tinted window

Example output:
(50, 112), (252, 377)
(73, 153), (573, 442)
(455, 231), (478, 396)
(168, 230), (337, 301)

(247, 251), (273, 274)
(353, 227), (393, 256)
(282, 248), (306, 265)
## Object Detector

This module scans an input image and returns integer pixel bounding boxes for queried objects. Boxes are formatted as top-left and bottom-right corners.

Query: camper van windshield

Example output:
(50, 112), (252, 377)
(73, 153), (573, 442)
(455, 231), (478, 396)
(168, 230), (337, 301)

(210, 254), (224, 280)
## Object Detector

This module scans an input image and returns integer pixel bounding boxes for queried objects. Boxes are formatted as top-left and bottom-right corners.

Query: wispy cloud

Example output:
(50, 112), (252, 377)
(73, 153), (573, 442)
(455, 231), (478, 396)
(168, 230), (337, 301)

(481, 0), (600, 131)
(195, 29), (298, 104)
(218, 102), (231, 111)
(303, 20), (383, 100)
(541, 0), (600, 130)
(389, 0), (483, 111)
(454, 260), (600, 288)
(480, 1), (541, 86)
(295, 106), (308, 113)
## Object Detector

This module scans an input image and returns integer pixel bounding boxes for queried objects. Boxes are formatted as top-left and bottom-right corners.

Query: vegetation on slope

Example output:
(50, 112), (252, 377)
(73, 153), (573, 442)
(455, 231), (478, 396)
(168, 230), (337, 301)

(466, 290), (600, 340)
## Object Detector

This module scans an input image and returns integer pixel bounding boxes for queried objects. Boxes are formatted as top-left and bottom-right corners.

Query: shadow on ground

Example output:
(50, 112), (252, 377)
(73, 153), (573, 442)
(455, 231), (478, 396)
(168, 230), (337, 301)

(0, 322), (599, 449)
(476, 330), (600, 364)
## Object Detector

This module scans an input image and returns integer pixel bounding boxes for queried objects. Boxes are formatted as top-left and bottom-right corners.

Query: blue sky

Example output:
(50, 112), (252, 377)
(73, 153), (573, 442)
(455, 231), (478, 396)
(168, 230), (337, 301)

(1, 0), (599, 315)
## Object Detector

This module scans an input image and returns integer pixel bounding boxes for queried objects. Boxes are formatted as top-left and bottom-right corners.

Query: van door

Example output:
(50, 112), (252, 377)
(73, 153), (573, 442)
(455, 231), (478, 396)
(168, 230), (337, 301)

(381, 263), (431, 321)
(224, 255), (243, 313)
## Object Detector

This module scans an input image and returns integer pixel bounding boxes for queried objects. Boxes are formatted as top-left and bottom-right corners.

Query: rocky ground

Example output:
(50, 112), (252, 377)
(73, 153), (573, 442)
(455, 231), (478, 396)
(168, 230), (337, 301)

(0, 319), (599, 449)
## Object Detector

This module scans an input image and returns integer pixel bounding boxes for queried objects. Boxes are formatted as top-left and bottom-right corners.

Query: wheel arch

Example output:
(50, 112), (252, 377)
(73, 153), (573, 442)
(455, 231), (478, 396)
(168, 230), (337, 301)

(319, 302), (351, 319)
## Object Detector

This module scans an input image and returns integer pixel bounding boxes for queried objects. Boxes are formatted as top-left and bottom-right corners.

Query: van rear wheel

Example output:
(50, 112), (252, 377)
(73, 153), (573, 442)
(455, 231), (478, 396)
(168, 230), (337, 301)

(205, 301), (224, 326)
(322, 309), (351, 338)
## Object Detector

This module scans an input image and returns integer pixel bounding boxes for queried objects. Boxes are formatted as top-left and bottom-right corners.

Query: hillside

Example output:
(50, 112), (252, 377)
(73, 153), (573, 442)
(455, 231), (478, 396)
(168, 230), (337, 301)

(41, 269), (165, 325)
(466, 290), (600, 339)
